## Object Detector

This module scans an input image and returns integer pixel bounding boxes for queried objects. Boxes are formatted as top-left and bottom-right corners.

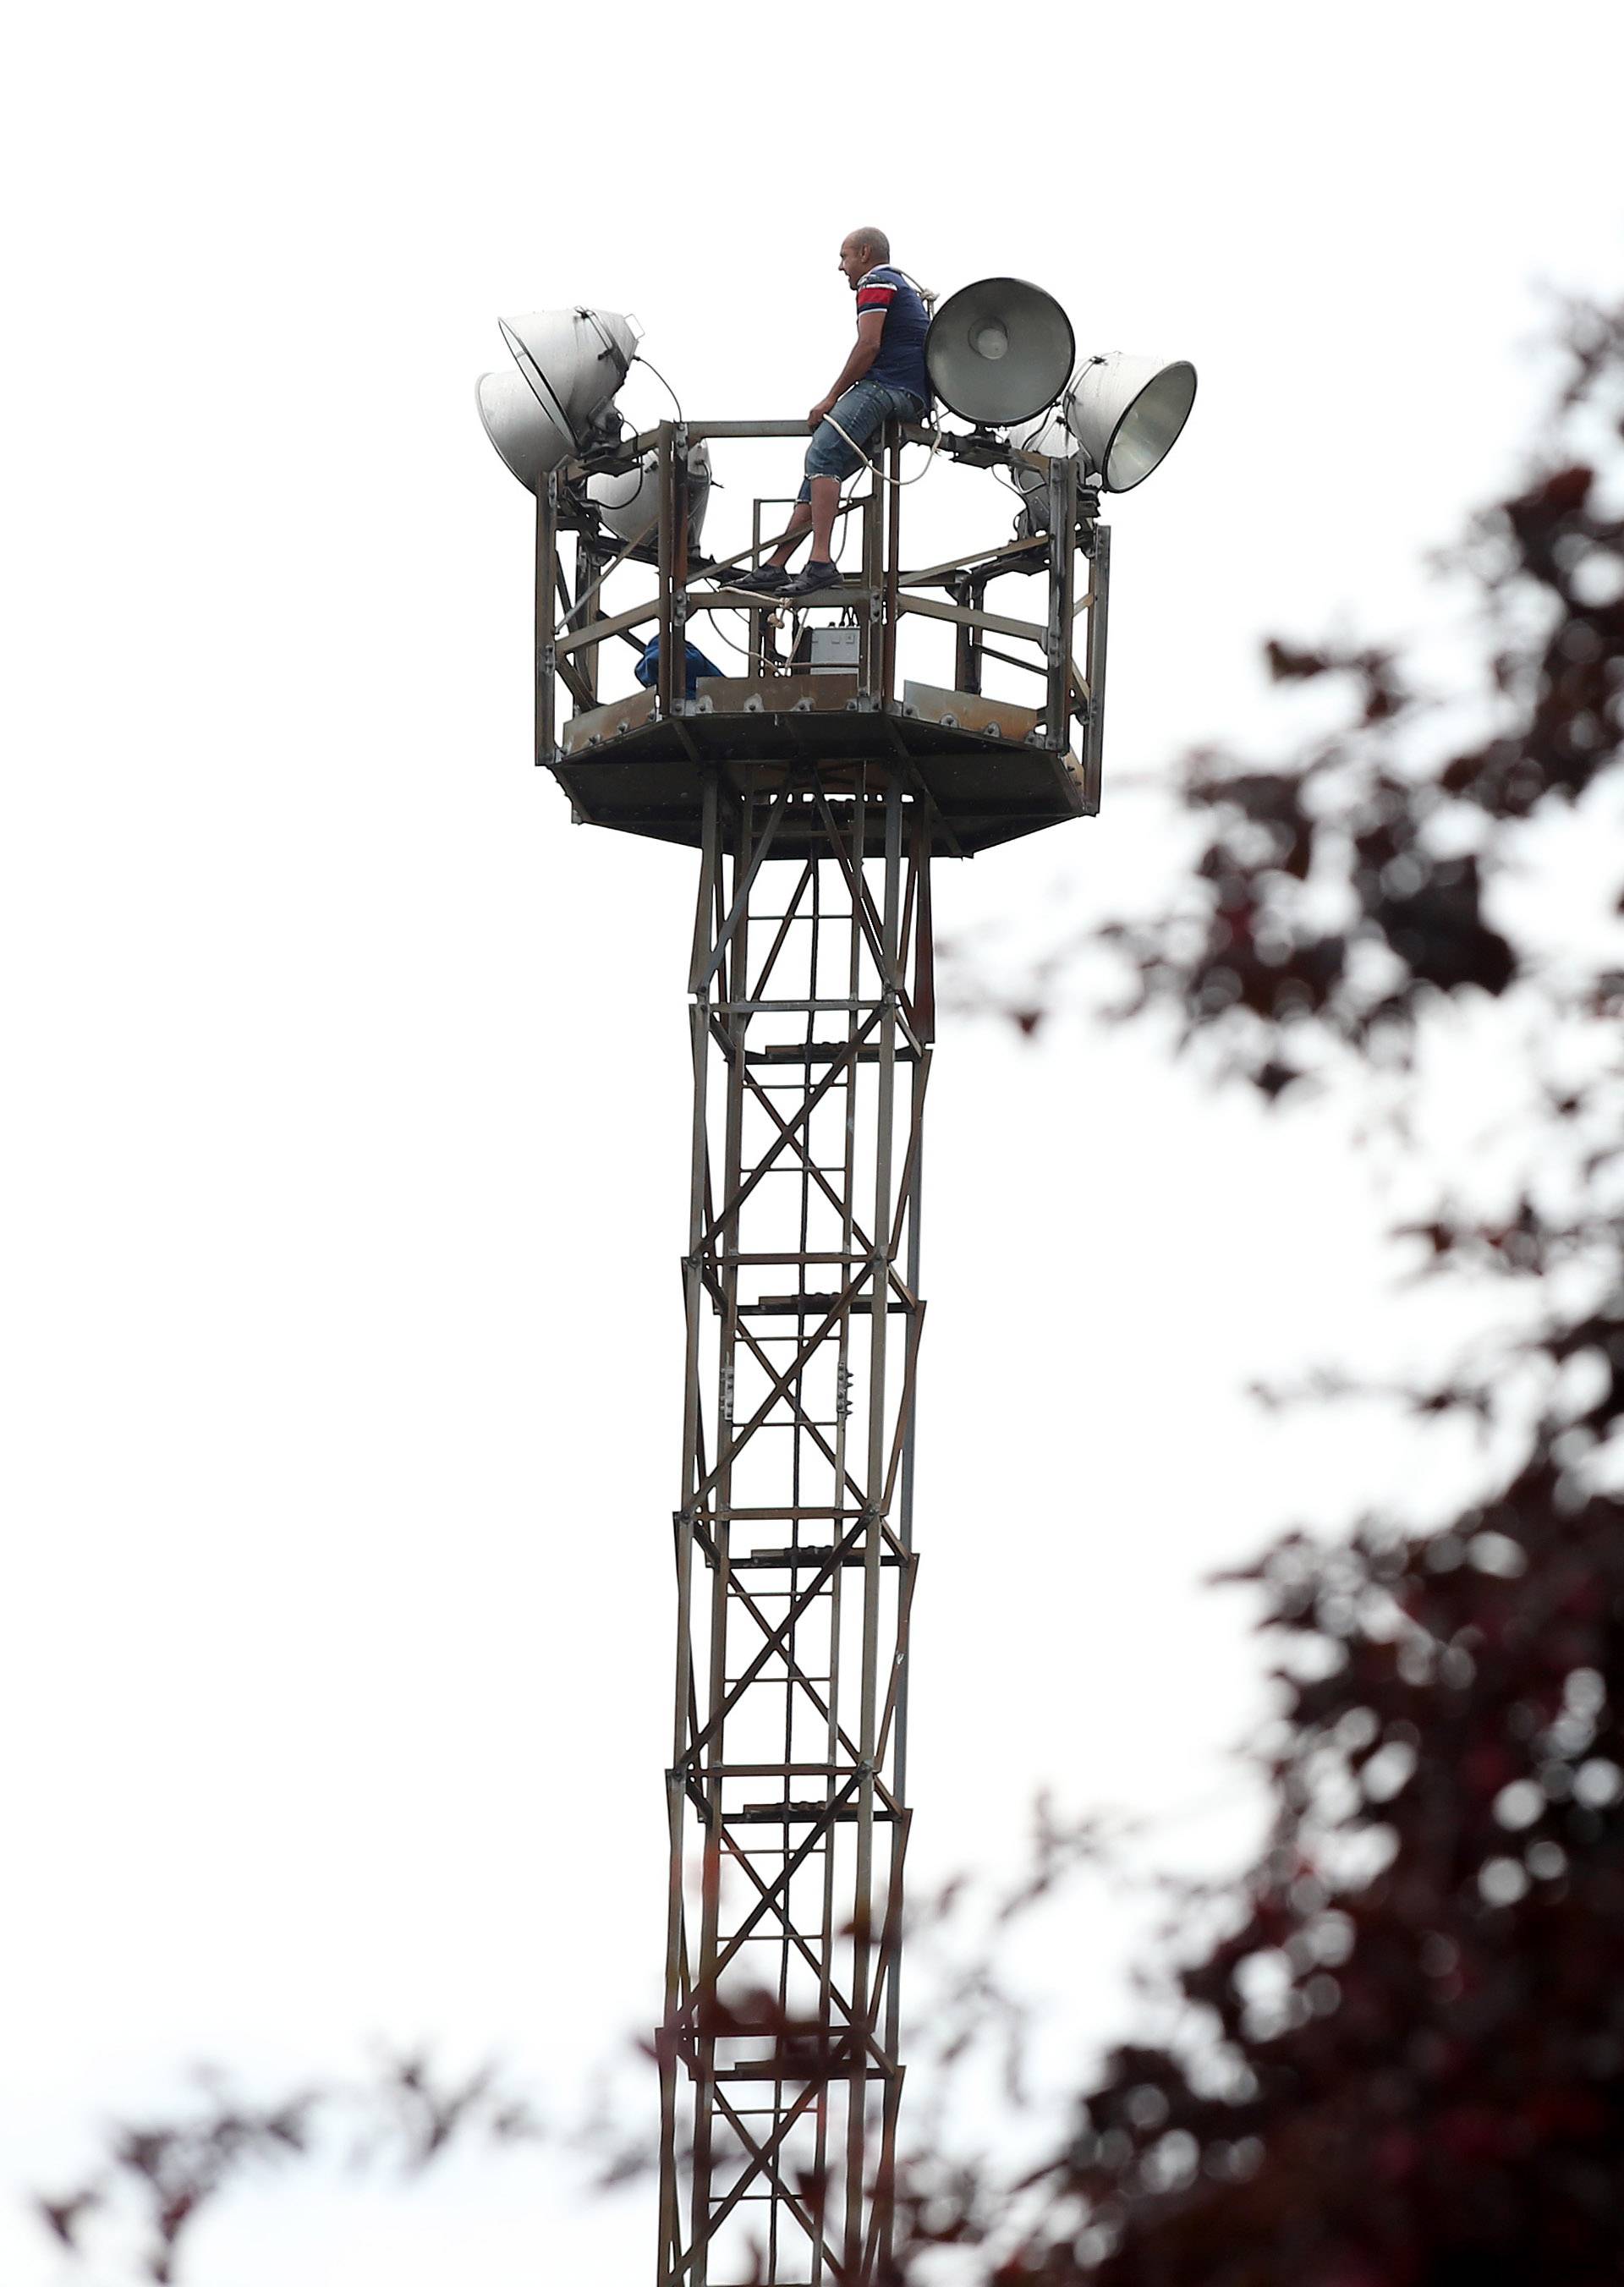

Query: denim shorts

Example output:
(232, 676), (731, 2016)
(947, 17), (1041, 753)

(798, 378), (927, 500)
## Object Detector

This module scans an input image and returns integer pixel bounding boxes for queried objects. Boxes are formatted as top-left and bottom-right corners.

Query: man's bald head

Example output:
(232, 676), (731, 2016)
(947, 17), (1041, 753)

(839, 228), (891, 291)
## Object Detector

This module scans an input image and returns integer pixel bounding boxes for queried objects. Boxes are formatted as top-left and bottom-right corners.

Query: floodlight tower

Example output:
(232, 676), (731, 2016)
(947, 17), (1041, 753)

(478, 286), (1195, 2287)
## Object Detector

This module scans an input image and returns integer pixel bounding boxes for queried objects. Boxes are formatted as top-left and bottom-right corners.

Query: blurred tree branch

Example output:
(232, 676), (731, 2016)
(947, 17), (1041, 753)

(902, 290), (1624, 2285)
(36, 2051), (542, 2282)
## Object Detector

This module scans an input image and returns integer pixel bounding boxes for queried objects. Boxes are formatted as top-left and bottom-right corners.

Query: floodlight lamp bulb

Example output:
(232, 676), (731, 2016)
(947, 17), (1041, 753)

(973, 321), (1009, 362)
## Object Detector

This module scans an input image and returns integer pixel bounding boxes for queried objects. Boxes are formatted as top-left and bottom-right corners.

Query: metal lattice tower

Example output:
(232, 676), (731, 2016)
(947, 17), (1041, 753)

(531, 412), (1107, 2284)
(659, 772), (931, 2284)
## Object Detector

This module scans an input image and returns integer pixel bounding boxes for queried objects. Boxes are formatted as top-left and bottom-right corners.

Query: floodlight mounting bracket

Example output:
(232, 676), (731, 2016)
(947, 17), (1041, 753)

(571, 408), (630, 473)
(937, 423), (1018, 470)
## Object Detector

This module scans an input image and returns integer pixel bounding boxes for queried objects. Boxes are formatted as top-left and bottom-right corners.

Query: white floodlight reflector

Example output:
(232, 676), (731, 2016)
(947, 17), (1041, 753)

(475, 370), (574, 493)
(499, 307), (640, 445)
(587, 442), (712, 546)
(925, 278), (1075, 426)
(1007, 413), (1076, 529)
(1066, 354), (1197, 491)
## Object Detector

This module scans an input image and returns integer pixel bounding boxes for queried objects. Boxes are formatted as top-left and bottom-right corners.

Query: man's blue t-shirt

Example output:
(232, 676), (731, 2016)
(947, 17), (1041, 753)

(856, 266), (931, 405)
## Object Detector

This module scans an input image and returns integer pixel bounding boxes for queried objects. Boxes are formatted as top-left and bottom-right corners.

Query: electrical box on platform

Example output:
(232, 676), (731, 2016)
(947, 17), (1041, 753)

(793, 623), (861, 676)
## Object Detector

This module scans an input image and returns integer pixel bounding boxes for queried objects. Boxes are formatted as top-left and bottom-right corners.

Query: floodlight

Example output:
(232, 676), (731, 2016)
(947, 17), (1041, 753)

(1065, 354), (1197, 491)
(587, 441), (712, 546)
(1005, 413), (1081, 530)
(925, 278), (1075, 426)
(499, 306), (640, 445)
(475, 370), (574, 493)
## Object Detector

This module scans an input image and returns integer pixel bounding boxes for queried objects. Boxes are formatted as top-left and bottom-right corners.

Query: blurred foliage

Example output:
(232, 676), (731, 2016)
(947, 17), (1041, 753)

(1068, 295), (1623, 1098)
(36, 295), (1624, 2284)
(899, 294), (1624, 2284)
(34, 2053), (541, 2281)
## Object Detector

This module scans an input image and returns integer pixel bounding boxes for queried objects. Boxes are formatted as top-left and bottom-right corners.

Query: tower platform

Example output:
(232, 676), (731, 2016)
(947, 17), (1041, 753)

(550, 675), (1095, 857)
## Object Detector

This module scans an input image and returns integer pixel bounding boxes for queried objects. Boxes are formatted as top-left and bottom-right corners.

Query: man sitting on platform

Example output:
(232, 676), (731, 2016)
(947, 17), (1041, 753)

(731, 229), (930, 601)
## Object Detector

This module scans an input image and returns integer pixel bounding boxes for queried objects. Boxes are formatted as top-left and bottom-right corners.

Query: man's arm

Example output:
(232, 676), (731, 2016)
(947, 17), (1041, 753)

(809, 309), (886, 428)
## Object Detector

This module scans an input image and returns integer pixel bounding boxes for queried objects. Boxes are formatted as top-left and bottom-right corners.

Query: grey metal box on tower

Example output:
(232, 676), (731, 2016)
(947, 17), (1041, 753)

(793, 626), (862, 677)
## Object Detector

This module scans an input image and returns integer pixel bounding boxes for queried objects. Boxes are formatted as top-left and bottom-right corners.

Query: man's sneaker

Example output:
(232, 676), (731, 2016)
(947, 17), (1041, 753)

(724, 562), (792, 595)
(778, 559), (844, 599)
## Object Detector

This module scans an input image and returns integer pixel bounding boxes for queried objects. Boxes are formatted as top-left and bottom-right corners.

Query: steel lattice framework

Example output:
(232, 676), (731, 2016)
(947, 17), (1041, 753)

(530, 411), (1107, 2286)
(658, 771), (932, 2286)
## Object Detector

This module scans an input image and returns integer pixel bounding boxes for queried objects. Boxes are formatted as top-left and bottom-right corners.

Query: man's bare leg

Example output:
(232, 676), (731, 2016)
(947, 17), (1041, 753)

(765, 498), (814, 569)
(804, 474), (841, 567)
(734, 479), (842, 591)
(765, 474), (841, 571)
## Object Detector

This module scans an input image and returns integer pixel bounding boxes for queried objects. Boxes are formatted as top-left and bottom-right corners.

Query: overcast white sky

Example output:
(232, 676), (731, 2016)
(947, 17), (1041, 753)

(5, 2), (1622, 2279)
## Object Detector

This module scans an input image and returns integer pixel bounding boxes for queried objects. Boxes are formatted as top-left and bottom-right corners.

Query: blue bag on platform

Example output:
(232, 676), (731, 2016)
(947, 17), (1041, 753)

(635, 634), (723, 700)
